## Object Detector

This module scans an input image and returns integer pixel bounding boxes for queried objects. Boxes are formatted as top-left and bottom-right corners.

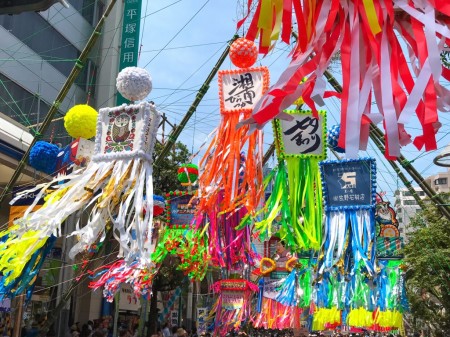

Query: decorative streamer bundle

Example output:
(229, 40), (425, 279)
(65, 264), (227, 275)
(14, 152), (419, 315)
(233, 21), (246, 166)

(196, 38), (268, 271)
(0, 67), (160, 297)
(89, 259), (156, 302)
(272, 110), (326, 251)
(253, 257), (313, 330)
(318, 158), (378, 279)
(152, 190), (209, 280)
(210, 279), (258, 335)
(0, 234), (56, 301)
(238, 0), (450, 158)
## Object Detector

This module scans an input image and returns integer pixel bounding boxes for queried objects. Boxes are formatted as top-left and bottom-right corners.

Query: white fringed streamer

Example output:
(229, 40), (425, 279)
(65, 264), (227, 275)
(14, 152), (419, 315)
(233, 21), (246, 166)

(12, 102), (160, 269)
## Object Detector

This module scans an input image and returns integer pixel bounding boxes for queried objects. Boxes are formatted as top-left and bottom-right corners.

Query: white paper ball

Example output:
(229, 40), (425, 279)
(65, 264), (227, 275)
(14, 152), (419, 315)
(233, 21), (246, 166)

(116, 67), (152, 101)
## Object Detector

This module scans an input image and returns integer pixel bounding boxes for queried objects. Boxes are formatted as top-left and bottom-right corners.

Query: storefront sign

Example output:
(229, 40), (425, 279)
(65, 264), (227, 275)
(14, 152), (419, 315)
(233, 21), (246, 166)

(117, 0), (142, 105)
(9, 186), (45, 227)
(119, 284), (141, 311)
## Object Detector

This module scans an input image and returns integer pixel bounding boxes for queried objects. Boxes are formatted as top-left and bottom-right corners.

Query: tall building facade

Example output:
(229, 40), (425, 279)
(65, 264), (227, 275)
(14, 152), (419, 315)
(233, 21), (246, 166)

(0, 1), (124, 333)
(394, 187), (426, 241)
(394, 167), (450, 242)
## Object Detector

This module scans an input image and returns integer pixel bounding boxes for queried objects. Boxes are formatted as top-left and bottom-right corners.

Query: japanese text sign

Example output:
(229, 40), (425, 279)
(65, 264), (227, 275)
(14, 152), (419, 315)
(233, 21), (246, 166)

(320, 158), (376, 211)
(117, 0), (142, 105)
(274, 110), (326, 159)
(218, 67), (269, 114)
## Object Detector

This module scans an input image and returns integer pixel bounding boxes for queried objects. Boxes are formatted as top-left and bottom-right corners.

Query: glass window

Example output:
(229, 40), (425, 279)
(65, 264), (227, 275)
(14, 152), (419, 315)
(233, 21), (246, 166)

(0, 73), (71, 146)
(68, 0), (103, 25)
(404, 200), (416, 205)
(418, 191), (425, 196)
(403, 191), (412, 196)
(0, 12), (95, 92)
(434, 178), (448, 185)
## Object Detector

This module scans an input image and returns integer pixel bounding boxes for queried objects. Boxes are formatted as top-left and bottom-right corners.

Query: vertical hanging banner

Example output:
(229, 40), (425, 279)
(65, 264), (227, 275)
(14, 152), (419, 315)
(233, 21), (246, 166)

(117, 0), (142, 105)
(317, 158), (377, 330)
(196, 307), (208, 335)
(270, 110), (327, 251)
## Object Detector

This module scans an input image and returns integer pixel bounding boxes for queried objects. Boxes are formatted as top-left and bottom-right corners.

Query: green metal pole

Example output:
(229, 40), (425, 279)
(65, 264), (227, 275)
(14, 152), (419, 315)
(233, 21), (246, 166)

(0, 0), (118, 205)
(154, 35), (239, 167)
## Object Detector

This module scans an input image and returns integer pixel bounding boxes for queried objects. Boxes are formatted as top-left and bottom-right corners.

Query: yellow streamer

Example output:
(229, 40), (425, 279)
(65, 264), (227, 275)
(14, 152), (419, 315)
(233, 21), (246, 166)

(362, 0), (382, 35)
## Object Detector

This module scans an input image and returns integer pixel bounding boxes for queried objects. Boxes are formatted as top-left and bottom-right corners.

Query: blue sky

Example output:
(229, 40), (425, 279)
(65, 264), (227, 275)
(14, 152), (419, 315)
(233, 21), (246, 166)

(135, 0), (450, 203)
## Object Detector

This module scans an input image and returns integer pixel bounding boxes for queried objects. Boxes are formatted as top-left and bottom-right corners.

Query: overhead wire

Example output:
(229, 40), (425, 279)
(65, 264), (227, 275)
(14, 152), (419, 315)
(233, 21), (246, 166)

(142, 0), (211, 68)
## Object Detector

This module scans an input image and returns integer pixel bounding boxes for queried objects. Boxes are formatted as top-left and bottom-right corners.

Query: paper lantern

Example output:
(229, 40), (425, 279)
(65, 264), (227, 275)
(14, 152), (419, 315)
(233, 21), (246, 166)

(177, 163), (198, 186)
(29, 141), (59, 175)
(153, 195), (165, 216)
(116, 66), (152, 101)
(327, 125), (345, 153)
(64, 104), (98, 139)
(229, 38), (258, 68)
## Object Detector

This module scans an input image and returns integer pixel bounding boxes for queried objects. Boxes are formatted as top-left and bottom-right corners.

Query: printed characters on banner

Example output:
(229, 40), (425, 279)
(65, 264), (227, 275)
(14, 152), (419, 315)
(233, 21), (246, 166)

(196, 307), (208, 335)
(8, 186), (45, 227)
(119, 283), (141, 311)
(219, 67), (269, 113)
(277, 112), (325, 157)
(170, 310), (179, 327)
(263, 110), (326, 251)
(321, 159), (373, 209)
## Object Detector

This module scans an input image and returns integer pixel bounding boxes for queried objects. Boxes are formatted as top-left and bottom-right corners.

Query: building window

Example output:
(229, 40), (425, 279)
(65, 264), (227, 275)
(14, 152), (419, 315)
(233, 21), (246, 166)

(0, 12), (93, 92)
(434, 178), (448, 185)
(68, 0), (104, 26)
(404, 200), (416, 205)
(0, 73), (71, 146)
(398, 218), (403, 223)
(403, 191), (412, 196)
(418, 191), (425, 196)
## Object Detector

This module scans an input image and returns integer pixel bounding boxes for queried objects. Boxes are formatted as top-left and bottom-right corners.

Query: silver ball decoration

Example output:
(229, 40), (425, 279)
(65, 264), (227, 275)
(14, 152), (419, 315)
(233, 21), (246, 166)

(116, 67), (153, 101)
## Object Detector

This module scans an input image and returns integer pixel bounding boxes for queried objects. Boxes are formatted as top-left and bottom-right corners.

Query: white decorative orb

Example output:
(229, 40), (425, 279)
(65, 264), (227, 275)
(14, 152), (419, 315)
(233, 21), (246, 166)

(116, 67), (152, 101)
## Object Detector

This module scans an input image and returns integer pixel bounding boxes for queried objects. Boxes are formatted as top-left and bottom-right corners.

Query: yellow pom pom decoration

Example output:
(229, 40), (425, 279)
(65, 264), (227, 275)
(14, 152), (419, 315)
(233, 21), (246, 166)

(64, 104), (98, 139)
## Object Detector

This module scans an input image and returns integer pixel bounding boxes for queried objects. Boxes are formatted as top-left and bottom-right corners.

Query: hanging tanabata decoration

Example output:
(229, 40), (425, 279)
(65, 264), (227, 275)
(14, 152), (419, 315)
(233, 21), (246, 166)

(197, 38), (268, 270)
(0, 67), (160, 298)
(238, 1), (450, 158)
(152, 191), (209, 281)
(317, 158), (378, 330)
(375, 195), (403, 258)
(272, 110), (326, 251)
(253, 238), (308, 330)
(197, 38), (266, 335)
(210, 279), (258, 336)
(253, 110), (325, 329)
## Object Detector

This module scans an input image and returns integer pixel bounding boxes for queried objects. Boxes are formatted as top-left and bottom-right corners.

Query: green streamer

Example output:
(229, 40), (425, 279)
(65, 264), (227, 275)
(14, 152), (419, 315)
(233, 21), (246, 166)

(285, 157), (323, 251)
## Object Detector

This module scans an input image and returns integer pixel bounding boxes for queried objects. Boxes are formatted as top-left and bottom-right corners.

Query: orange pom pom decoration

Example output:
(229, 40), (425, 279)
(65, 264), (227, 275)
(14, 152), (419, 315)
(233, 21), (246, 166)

(229, 38), (258, 68)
